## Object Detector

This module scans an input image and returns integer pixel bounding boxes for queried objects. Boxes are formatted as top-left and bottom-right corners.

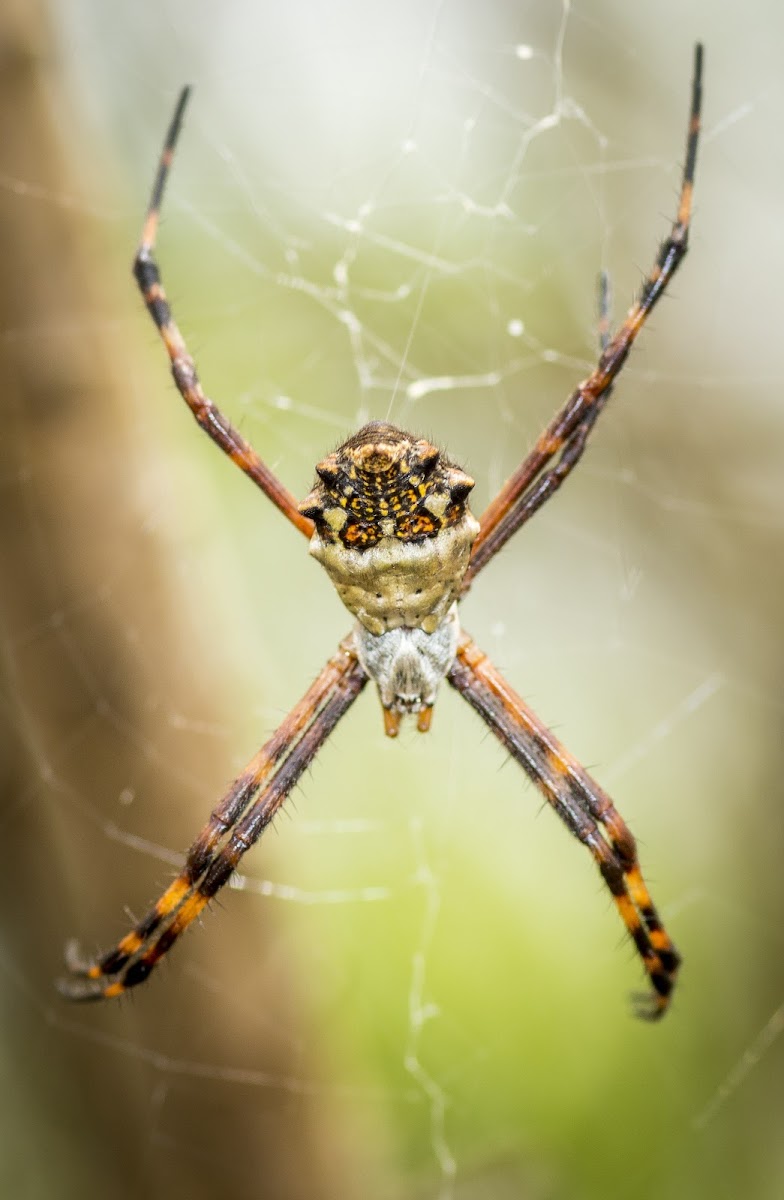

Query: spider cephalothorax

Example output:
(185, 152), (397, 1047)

(59, 47), (702, 1017)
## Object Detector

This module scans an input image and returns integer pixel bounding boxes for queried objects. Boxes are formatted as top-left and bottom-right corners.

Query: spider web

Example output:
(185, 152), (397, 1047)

(3, 0), (784, 1197)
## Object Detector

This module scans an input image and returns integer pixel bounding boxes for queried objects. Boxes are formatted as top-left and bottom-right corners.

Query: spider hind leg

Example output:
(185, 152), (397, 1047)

(58, 641), (367, 1001)
(448, 633), (681, 1019)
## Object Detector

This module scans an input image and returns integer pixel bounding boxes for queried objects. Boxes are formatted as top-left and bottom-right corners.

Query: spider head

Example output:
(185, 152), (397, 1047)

(300, 422), (480, 636)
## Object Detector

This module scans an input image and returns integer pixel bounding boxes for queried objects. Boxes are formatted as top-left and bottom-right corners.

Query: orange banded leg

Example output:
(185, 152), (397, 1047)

(463, 43), (703, 589)
(59, 639), (367, 1001)
(448, 632), (680, 1019)
(133, 87), (313, 539)
(460, 271), (616, 574)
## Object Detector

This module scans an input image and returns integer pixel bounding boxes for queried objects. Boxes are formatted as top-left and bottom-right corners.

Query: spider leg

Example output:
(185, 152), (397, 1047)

(58, 638), (367, 1001)
(448, 633), (680, 1019)
(463, 43), (703, 589)
(134, 88), (313, 538)
(464, 271), (615, 585)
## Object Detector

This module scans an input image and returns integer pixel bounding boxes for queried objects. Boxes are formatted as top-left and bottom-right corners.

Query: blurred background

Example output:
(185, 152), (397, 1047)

(2, 0), (783, 1196)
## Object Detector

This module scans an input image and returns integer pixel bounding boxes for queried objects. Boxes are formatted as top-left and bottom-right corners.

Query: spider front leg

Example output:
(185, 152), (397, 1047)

(134, 87), (313, 538)
(449, 633), (680, 1019)
(59, 639), (367, 1001)
(464, 43), (703, 589)
(462, 270), (615, 567)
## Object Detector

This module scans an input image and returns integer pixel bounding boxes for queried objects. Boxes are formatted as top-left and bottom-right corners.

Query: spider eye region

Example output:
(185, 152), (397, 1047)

(299, 423), (479, 636)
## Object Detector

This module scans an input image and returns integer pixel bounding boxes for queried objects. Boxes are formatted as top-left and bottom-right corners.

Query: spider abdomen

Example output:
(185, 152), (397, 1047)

(309, 518), (478, 635)
(300, 421), (479, 635)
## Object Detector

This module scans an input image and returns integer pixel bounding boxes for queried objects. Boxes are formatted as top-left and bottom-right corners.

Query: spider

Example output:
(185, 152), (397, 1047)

(59, 45), (703, 1019)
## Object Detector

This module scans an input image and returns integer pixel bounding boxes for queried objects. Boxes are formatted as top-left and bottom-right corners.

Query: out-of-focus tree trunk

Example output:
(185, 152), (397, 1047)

(0, 2), (361, 1196)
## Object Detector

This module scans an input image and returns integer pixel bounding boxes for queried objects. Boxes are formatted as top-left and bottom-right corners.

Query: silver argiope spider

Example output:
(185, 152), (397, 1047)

(59, 45), (703, 1019)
